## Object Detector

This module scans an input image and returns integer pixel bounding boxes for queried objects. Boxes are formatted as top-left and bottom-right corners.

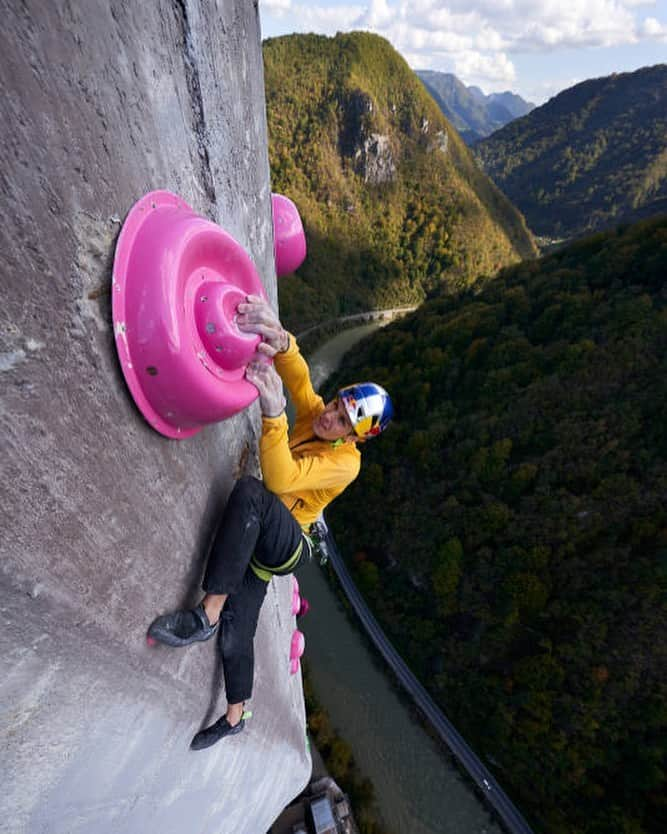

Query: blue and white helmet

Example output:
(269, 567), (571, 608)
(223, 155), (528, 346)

(338, 382), (393, 439)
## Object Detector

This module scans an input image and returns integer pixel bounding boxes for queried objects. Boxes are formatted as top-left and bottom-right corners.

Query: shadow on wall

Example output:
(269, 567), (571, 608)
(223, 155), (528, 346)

(278, 224), (419, 333)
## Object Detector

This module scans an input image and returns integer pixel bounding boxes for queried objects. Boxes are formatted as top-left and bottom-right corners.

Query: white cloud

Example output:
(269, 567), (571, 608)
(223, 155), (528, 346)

(363, 0), (395, 27)
(269, 0), (667, 51)
(474, 27), (507, 52)
(641, 15), (667, 36)
(262, 0), (292, 12)
(454, 50), (517, 85)
(261, 1), (667, 95)
(357, 1), (667, 85)
(285, 3), (365, 32)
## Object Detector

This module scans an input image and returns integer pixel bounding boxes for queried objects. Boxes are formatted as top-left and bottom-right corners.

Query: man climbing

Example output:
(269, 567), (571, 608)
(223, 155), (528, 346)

(147, 295), (393, 750)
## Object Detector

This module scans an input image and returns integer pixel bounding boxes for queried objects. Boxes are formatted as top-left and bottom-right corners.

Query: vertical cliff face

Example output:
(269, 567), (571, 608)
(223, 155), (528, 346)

(0, 2), (309, 832)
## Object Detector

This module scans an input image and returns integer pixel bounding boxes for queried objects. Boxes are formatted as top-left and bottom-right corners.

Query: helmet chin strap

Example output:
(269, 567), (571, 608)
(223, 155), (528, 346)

(331, 435), (359, 447)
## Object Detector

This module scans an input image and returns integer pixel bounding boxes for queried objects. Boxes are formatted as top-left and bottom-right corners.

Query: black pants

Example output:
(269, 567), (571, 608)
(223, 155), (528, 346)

(203, 476), (306, 704)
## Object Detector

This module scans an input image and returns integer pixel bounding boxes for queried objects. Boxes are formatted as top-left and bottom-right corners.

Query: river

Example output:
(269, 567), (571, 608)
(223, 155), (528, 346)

(296, 323), (502, 834)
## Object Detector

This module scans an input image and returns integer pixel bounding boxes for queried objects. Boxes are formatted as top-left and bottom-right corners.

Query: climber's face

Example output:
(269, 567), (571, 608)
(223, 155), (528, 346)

(313, 397), (356, 442)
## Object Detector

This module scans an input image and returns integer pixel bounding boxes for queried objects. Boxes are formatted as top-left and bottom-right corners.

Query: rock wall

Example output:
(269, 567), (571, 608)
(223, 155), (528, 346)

(0, 2), (310, 832)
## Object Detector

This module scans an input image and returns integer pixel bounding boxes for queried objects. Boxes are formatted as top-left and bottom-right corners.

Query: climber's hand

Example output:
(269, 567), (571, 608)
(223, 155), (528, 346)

(245, 360), (286, 418)
(237, 295), (289, 356)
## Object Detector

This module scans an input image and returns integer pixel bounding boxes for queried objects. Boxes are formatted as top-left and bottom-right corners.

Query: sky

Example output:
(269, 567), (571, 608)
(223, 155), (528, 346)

(259, 0), (667, 103)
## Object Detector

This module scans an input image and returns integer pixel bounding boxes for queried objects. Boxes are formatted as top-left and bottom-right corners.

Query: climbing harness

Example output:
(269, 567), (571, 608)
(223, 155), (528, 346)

(250, 538), (305, 582)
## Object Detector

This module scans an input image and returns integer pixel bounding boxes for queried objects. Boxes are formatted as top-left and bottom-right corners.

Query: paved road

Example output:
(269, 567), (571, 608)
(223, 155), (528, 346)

(296, 305), (418, 340)
(320, 527), (535, 834)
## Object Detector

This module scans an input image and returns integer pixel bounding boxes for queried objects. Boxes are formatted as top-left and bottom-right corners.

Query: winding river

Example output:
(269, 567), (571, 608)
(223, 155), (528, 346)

(296, 323), (502, 834)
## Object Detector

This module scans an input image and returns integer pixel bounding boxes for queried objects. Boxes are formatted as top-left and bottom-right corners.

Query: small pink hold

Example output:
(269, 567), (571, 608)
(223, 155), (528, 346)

(289, 629), (305, 674)
(291, 591), (302, 616)
(297, 597), (310, 618)
(272, 193), (307, 277)
(290, 629), (305, 659)
(292, 575), (300, 595)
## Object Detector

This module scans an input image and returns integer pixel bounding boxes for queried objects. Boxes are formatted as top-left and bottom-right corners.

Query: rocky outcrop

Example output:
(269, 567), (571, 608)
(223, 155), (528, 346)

(354, 133), (396, 184)
(339, 88), (397, 184)
(338, 89), (375, 157)
(429, 129), (449, 154)
(0, 2), (309, 833)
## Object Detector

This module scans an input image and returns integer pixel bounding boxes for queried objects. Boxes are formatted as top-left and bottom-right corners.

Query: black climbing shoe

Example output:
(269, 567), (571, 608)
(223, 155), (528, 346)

(190, 714), (246, 750)
(147, 603), (217, 647)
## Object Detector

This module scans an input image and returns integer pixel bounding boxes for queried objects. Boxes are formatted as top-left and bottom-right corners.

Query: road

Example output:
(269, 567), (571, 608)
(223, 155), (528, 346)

(320, 526), (536, 834)
(295, 305), (418, 340)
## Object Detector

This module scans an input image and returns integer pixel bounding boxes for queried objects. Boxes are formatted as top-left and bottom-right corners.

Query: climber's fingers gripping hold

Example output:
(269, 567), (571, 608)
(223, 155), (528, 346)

(236, 295), (288, 353)
(256, 341), (279, 359)
(245, 360), (286, 418)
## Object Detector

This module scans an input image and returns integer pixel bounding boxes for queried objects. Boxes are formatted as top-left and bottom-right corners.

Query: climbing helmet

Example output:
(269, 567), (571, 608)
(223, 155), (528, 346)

(337, 382), (393, 439)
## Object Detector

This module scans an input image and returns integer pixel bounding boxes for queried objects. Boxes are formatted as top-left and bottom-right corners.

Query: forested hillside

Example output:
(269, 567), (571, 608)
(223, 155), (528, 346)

(326, 216), (667, 834)
(263, 32), (536, 332)
(475, 65), (667, 241)
(417, 70), (534, 145)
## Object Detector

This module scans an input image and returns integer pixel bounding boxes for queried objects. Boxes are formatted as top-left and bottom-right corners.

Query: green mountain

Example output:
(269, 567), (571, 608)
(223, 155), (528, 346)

(488, 90), (536, 120)
(417, 70), (534, 144)
(263, 33), (537, 332)
(326, 216), (667, 834)
(475, 65), (667, 241)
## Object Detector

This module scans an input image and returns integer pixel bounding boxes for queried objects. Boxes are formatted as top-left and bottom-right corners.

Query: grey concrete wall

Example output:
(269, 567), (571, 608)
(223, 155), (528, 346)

(0, 2), (310, 832)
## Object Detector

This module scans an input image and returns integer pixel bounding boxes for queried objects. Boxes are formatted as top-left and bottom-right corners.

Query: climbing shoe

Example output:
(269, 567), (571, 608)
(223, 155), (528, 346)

(147, 603), (217, 647)
(190, 713), (247, 750)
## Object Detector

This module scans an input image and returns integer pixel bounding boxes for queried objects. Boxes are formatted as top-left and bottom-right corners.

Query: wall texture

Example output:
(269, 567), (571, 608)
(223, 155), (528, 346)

(0, 2), (310, 832)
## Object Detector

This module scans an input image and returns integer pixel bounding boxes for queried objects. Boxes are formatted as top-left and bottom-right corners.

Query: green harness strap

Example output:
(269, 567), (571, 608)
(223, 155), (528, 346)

(250, 538), (304, 583)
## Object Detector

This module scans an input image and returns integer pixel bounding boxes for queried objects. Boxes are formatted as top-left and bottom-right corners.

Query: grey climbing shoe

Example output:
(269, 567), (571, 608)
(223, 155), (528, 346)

(147, 603), (217, 647)
(190, 712), (248, 750)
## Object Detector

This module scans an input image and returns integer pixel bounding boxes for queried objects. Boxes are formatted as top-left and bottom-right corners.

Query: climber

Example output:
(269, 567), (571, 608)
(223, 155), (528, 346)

(147, 294), (393, 750)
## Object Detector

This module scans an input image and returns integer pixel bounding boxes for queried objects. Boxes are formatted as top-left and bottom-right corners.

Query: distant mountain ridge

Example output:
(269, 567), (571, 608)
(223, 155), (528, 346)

(263, 32), (536, 332)
(417, 70), (535, 145)
(474, 64), (667, 240)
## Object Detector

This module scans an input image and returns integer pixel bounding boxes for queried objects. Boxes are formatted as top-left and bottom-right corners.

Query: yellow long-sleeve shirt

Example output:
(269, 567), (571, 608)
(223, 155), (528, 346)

(260, 333), (361, 530)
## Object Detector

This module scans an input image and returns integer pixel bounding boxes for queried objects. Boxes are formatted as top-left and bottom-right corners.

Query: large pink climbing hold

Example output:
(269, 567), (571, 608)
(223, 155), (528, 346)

(112, 190), (268, 439)
(272, 193), (306, 277)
